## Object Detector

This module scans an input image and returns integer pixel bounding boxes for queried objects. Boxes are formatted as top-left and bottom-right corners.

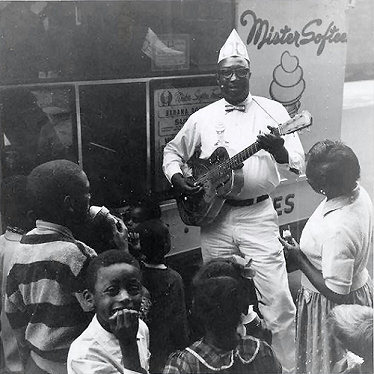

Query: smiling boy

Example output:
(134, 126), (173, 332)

(67, 250), (150, 374)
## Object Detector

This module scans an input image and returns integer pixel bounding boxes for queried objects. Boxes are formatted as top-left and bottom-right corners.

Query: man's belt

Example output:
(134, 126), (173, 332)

(225, 194), (269, 207)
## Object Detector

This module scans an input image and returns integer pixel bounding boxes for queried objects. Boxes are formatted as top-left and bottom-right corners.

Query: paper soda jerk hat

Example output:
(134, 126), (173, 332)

(218, 29), (250, 63)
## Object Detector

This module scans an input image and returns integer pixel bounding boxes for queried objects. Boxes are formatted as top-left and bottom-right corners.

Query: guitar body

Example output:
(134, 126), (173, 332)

(177, 147), (244, 226)
(175, 110), (312, 227)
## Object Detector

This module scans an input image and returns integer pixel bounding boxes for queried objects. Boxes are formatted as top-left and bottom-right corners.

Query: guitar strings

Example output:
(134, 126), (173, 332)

(195, 142), (261, 184)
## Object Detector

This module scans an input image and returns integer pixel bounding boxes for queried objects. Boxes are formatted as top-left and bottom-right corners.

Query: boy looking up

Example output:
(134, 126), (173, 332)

(68, 249), (150, 374)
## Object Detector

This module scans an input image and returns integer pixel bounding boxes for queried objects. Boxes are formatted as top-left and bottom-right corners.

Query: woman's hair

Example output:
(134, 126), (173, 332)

(306, 140), (360, 195)
(327, 304), (373, 360)
(85, 249), (140, 292)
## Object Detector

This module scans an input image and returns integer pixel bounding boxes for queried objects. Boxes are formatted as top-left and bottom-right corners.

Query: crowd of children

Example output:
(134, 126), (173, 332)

(0, 159), (373, 374)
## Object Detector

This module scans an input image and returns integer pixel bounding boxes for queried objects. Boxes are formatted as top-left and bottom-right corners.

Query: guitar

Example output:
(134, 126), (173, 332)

(176, 110), (312, 227)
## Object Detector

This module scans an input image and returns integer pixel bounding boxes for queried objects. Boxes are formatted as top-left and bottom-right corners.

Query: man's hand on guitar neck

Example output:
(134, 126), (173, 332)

(257, 125), (289, 164)
(171, 173), (202, 196)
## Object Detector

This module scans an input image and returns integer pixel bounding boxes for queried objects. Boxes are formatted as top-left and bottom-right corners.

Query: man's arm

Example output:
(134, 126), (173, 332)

(162, 115), (201, 183)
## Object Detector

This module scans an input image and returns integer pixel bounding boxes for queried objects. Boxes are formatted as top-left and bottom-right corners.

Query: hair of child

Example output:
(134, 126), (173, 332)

(27, 159), (85, 219)
(138, 219), (171, 264)
(327, 304), (373, 360)
(85, 249), (140, 292)
(192, 275), (243, 333)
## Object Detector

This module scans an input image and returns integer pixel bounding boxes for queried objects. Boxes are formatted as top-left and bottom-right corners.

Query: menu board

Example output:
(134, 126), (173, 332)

(150, 77), (220, 194)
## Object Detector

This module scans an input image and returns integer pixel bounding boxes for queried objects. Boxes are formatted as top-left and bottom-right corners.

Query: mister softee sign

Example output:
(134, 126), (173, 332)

(237, 0), (347, 154)
(240, 10), (347, 57)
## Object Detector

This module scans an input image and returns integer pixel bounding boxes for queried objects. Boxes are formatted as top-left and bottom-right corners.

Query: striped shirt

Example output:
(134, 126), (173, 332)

(5, 220), (97, 374)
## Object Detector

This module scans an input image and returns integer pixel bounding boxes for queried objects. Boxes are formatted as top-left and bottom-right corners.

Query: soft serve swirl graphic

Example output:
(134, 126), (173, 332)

(269, 51), (306, 117)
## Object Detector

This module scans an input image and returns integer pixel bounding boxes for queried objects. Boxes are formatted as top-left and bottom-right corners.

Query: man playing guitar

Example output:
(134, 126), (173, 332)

(163, 29), (305, 374)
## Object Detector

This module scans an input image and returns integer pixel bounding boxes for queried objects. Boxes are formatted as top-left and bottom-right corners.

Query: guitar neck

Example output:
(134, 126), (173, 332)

(230, 141), (262, 168)
(229, 127), (280, 169)
(196, 141), (262, 184)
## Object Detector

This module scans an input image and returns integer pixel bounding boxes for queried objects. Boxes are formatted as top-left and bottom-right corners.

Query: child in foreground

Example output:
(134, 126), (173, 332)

(163, 259), (281, 374)
(328, 304), (373, 374)
(67, 250), (150, 374)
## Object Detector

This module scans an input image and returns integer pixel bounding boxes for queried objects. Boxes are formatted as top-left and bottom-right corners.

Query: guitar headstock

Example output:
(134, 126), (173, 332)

(278, 110), (313, 136)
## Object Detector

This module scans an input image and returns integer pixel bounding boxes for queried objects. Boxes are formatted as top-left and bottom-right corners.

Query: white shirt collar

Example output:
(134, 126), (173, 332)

(322, 185), (360, 216)
(142, 262), (167, 270)
(35, 220), (75, 240)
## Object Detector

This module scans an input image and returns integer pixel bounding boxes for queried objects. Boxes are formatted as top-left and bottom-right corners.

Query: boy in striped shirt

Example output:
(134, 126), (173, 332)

(5, 160), (126, 374)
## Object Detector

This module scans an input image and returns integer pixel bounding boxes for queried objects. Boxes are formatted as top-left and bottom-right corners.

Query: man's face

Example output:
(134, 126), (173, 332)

(92, 263), (142, 331)
(217, 56), (251, 105)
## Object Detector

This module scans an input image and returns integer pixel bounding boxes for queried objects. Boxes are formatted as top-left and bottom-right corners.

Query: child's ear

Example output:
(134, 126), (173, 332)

(83, 289), (95, 308)
(63, 195), (75, 213)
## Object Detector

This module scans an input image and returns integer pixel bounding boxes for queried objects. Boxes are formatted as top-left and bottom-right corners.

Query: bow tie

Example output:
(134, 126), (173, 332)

(225, 104), (246, 112)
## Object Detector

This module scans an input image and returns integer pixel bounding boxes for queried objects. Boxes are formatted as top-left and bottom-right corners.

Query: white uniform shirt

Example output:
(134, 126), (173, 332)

(163, 93), (305, 199)
(300, 185), (373, 295)
(68, 315), (150, 374)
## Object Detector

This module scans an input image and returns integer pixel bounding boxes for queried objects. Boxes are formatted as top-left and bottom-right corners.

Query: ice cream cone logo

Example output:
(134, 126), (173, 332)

(269, 51), (306, 117)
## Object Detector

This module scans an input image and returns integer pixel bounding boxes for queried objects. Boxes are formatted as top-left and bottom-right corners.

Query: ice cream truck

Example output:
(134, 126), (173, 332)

(0, 0), (359, 289)
(156, 0), (351, 283)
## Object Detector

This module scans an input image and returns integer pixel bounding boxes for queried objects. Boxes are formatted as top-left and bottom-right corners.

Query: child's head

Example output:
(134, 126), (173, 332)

(126, 196), (162, 232)
(192, 258), (256, 337)
(193, 275), (242, 335)
(193, 257), (258, 315)
(85, 249), (143, 331)
(27, 159), (91, 224)
(327, 304), (373, 364)
(138, 219), (171, 264)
